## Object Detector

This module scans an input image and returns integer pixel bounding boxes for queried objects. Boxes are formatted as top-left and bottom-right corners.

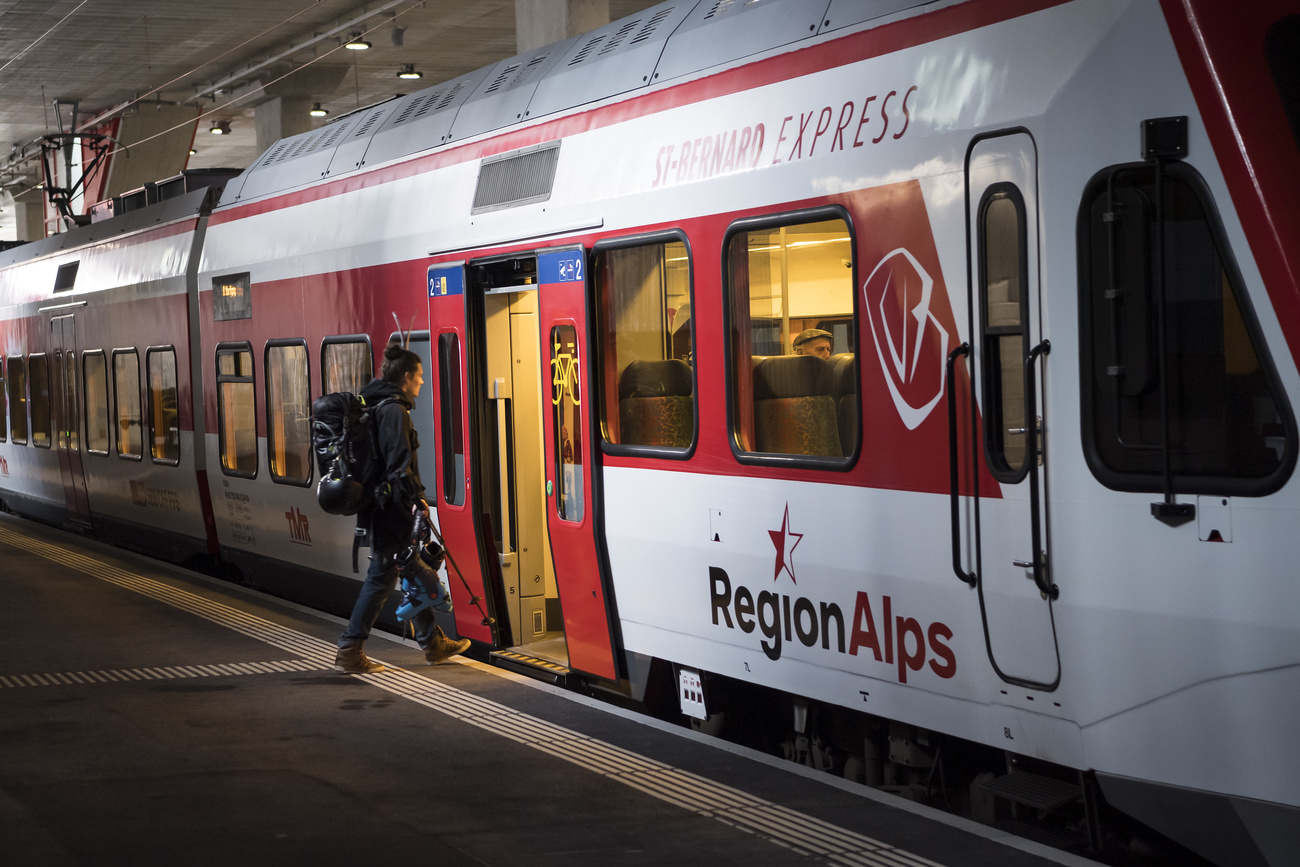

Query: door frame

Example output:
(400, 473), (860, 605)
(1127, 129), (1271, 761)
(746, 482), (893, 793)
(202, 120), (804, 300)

(428, 263), (503, 646)
(536, 246), (620, 681)
(962, 128), (1060, 691)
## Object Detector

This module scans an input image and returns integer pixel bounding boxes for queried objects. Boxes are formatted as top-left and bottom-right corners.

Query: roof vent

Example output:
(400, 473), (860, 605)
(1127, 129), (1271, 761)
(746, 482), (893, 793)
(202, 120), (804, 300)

(703, 0), (737, 19)
(599, 19), (642, 55)
(434, 81), (467, 112)
(472, 141), (561, 214)
(485, 63), (521, 94)
(258, 141), (291, 167)
(632, 8), (675, 44)
(569, 33), (606, 65)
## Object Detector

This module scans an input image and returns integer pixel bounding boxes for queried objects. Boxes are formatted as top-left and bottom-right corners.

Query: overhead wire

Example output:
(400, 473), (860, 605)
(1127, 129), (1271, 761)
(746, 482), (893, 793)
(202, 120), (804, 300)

(99, 4), (425, 160)
(1, 2), (421, 177)
(0, 0), (93, 76)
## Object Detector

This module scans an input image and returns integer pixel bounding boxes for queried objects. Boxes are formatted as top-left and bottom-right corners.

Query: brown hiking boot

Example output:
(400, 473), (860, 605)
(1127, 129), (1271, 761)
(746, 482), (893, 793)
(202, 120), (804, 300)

(423, 627), (471, 665)
(334, 644), (386, 673)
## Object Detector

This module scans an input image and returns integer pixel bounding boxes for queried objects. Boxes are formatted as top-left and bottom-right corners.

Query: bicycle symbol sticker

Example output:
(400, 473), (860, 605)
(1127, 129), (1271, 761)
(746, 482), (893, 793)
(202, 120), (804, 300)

(551, 330), (581, 407)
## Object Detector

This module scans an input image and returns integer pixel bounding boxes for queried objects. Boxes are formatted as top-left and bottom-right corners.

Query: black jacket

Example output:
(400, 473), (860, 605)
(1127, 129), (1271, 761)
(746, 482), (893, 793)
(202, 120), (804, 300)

(359, 377), (424, 553)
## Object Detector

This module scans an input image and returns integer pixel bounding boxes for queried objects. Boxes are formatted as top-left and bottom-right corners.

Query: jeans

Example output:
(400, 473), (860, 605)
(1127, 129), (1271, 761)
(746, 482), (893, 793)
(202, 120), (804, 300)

(338, 549), (439, 649)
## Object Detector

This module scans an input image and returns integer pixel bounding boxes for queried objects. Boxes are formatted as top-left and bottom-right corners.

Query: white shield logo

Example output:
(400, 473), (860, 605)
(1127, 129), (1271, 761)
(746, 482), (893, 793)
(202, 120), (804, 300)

(864, 248), (949, 430)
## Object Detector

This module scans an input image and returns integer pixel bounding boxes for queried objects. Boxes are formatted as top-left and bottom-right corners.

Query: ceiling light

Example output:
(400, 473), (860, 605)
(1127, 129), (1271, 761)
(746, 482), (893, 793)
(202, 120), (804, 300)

(310, 103), (329, 117)
(210, 121), (231, 135)
(344, 32), (371, 50)
(189, 148), (197, 155)
(397, 63), (423, 80)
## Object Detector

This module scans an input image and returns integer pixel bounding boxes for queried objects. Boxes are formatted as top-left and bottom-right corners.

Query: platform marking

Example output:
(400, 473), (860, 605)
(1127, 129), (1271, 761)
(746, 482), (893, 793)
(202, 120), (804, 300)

(0, 525), (945, 867)
(0, 659), (324, 689)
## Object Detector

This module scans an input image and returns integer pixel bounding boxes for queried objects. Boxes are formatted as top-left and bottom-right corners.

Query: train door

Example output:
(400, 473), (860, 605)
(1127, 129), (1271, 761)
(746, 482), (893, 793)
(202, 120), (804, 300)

(536, 248), (617, 681)
(50, 314), (91, 526)
(428, 265), (499, 646)
(964, 131), (1060, 689)
(475, 258), (559, 667)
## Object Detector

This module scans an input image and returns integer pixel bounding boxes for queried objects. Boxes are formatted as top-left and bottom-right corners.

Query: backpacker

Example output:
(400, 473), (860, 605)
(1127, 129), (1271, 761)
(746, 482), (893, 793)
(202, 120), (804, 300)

(310, 392), (394, 517)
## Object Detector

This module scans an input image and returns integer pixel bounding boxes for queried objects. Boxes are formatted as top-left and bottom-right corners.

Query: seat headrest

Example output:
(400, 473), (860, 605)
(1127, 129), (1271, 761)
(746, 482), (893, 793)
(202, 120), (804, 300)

(618, 358), (693, 400)
(830, 353), (856, 395)
(753, 354), (833, 399)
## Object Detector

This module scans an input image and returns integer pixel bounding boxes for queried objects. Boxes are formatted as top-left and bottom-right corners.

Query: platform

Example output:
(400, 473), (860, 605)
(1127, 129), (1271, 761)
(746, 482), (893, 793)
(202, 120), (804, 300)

(0, 513), (1099, 867)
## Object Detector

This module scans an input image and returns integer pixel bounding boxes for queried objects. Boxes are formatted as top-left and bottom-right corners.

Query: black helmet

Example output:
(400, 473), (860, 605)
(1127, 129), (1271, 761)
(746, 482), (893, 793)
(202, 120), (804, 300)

(317, 463), (364, 515)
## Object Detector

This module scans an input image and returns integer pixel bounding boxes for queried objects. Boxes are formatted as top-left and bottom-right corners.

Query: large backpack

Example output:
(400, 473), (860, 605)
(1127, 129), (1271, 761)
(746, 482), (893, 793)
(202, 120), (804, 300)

(310, 392), (394, 517)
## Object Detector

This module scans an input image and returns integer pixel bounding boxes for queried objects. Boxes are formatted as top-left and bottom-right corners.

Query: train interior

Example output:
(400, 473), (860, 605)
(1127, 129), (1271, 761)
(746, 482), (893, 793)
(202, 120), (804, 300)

(469, 255), (565, 665)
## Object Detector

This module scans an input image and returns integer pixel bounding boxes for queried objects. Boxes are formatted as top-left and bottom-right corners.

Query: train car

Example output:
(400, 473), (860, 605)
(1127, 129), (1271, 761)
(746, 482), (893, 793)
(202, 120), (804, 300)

(2, 0), (1298, 863)
(0, 189), (220, 562)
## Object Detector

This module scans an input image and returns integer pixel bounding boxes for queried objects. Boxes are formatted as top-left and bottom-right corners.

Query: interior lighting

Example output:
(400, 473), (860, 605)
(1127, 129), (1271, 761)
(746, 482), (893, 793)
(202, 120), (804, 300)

(310, 103), (329, 117)
(210, 121), (231, 135)
(345, 32), (372, 50)
(397, 63), (423, 80)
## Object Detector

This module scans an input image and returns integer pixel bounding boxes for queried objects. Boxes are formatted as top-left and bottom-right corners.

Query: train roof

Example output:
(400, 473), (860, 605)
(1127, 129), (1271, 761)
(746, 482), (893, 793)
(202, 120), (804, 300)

(0, 187), (215, 273)
(220, 0), (939, 207)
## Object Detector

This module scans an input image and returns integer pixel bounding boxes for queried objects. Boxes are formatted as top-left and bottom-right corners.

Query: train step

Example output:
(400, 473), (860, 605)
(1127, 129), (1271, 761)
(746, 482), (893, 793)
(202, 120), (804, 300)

(977, 770), (1082, 813)
(490, 649), (571, 686)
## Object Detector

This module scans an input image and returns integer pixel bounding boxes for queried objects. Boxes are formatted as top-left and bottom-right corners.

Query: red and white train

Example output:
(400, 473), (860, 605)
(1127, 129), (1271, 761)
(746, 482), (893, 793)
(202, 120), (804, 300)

(2, 0), (1298, 862)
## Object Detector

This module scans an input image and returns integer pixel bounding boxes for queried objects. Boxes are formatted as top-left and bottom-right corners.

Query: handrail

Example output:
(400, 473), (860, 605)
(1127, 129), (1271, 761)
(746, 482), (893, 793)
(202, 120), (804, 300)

(947, 343), (977, 588)
(1024, 340), (1058, 600)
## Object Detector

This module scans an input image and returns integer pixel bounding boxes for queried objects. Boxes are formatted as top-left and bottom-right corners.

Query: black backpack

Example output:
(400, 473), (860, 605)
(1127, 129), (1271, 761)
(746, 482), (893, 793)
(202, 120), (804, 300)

(311, 392), (394, 517)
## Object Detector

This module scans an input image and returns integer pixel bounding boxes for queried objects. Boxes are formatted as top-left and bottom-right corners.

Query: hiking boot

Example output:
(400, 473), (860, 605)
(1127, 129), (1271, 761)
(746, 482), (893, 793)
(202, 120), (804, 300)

(424, 627), (471, 665)
(334, 644), (386, 673)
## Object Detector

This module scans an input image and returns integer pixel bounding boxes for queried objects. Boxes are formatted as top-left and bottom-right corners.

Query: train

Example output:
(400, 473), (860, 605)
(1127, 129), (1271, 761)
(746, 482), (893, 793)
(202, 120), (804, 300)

(2, 0), (1298, 862)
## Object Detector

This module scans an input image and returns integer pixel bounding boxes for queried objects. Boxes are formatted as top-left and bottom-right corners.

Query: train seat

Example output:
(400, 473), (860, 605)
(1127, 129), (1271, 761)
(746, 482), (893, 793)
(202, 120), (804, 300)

(830, 353), (857, 455)
(618, 359), (694, 447)
(752, 355), (842, 456)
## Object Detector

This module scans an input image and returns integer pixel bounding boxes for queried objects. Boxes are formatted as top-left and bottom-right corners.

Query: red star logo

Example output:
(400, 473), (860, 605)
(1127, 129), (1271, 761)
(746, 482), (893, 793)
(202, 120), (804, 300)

(768, 503), (803, 584)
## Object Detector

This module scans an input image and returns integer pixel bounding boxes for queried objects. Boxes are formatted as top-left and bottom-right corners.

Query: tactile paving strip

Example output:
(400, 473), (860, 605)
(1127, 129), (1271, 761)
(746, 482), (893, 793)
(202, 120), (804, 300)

(0, 525), (944, 867)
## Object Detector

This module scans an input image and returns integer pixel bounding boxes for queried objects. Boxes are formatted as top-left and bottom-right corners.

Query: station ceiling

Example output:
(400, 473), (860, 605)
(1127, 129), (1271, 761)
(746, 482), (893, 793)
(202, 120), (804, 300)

(0, 0), (661, 189)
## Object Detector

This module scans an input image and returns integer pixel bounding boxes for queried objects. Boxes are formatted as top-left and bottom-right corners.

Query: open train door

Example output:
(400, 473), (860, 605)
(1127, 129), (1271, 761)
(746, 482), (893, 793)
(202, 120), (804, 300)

(964, 130), (1060, 690)
(536, 248), (618, 681)
(428, 264), (499, 645)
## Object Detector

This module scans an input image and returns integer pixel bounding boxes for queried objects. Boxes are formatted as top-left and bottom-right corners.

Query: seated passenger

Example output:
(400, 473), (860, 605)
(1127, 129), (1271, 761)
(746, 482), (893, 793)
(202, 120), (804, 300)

(792, 328), (833, 359)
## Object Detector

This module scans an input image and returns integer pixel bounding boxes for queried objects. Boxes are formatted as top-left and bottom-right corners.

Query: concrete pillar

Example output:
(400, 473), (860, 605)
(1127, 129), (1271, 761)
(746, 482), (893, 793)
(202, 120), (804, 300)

(13, 197), (45, 242)
(516, 0), (610, 53)
(255, 97), (314, 156)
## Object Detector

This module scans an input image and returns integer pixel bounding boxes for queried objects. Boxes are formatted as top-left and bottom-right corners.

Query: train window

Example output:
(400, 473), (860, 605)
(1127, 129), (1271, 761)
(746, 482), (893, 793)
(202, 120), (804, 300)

(550, 324), (583, 523)
(217, 344), (257, 477)
(594, 236), (695, 451)
(322, 337), (372, 395)
(213, 273), (252, 321)
(437, 333), (465, 506)
(979, 184), (1030, 482)
(0, 363), (5, 443)
(146, 348), (180, 465)
(59, 346), (78, 453)
(1079, 161), (1296, 494)
(725, 211), (857, 461)
(112, 350), (142, 459)
(266, 341), (311, 485)
(29, 354), (51, 449)
(84, 351), (109, 454)
(7, 357), (27, 444)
